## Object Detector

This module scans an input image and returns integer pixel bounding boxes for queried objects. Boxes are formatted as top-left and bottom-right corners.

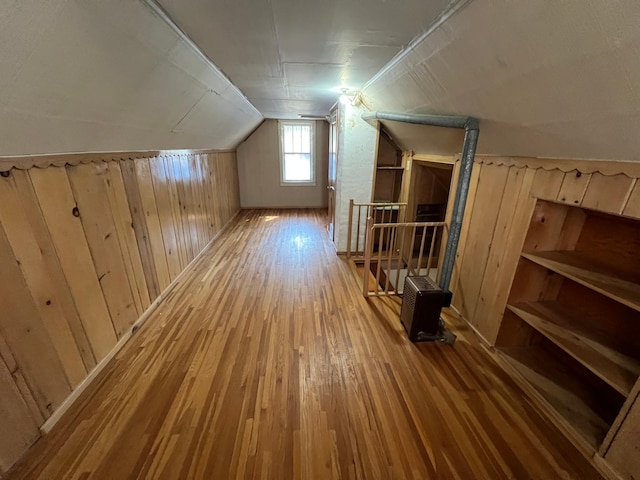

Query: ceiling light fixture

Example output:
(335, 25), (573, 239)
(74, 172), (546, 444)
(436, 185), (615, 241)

(338, 87), (356, 105)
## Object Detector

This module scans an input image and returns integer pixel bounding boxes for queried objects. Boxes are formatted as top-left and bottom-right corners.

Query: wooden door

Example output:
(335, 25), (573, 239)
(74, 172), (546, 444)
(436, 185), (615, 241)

(327, 109), (338, 241)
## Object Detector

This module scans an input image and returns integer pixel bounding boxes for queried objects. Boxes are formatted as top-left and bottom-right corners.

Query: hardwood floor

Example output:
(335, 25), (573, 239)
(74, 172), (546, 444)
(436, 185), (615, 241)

(7, 209), (601, 480)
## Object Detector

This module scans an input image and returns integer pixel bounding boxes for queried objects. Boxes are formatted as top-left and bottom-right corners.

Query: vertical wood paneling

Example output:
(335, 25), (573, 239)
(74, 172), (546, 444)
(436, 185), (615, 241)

(556, 170), (591, 206)
(472, 168), (537, 343)
(162, 157), (189, 270)
(453, 159), (640, 348)
(0, 151), (240, 474)
(175, 157), (200, 261)
(454, 163), (510, 322)
(624, 179), (640, 218)
(581, 173), (635, 214)
(148, 158), (182, 281)
(0, 222), (71, 417)
(448, 163), (480, 305)
(135, 159), (172, 292)
(0, 172), (89, 386)
(0, 334), (44, 426)
(67, 163), (138, 338)
(29, 167), (117, 361)
(121, 159), (161, 300)
(530, 168), (565, 201)
(105, 162), (151, 315)
(191, 155), (208, 249)
(0, 354), (39, 475)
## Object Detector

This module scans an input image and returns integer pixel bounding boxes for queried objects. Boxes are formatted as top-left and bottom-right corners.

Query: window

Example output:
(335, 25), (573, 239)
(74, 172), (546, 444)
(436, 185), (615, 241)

(279, 121), (315, 185)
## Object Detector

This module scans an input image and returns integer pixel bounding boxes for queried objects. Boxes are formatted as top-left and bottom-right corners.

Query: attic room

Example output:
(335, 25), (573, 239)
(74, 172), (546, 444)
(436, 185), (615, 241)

(1, 0), (639, 479)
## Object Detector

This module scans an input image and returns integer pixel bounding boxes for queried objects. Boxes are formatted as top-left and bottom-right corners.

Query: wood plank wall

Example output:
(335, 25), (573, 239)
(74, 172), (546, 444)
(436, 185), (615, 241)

(0, 151), (240, 474)
(451, 156), (640, 345)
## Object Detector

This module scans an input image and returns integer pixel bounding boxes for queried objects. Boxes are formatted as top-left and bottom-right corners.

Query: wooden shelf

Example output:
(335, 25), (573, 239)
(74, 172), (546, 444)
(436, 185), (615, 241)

(521, 251), (640, 313)
(507, 302), (640, 397)
(500, 347), (613, 450)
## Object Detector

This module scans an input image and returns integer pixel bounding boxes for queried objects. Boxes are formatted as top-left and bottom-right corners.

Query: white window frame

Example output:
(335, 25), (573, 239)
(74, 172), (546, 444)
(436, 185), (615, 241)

(279, 120), (316, 186)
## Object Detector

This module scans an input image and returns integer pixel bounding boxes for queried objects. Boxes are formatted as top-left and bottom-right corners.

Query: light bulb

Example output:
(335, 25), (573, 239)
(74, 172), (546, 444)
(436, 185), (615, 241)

(339, 94), (351, 105)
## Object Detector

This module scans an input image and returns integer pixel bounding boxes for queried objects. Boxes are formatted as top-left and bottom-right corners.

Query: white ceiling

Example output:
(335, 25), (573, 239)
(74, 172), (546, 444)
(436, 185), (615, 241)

(2, 0), (640, 162)
(0, 0), (263, 155)
(363, 0), (640, 161)
(156, 0), (458, 119)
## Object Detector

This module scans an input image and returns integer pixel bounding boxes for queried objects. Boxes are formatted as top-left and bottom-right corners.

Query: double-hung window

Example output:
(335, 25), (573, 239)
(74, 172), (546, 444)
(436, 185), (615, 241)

(279, 121), (315, 185)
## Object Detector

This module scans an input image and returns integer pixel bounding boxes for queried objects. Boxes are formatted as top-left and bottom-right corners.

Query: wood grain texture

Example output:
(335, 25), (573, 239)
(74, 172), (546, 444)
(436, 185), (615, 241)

(623, 179), (640, 218)
(6, 210), (600, 480)
(453, 158), (640, 344)
(556, 170), (592, 206)
(0, 171), (91, 385)
(604, 385), (640, 479)
(530, 168), (565, 201)
(454, 163), (510, 323)
(0, 151), (240, 475)
(0, 223), (71, 418)
(104, 162), (152, 315)
(0, 355), (40, 476)
(29, 166), (117, 361)
(581, 173), (635, 215)
(473, 167), (537, 344)
(68, 163), (138, 338)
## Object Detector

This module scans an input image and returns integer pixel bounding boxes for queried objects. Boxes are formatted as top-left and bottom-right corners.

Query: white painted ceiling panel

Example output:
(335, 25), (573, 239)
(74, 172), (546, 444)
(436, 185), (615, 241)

(0, 0), (262, 155)
(363, 0), (640, 160)
(157, 0), (455, 118)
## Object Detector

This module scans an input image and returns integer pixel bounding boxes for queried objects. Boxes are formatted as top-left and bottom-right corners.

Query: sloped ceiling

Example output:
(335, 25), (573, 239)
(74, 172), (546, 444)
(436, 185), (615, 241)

(2, 0), (639, 162)
(156, 0), (458, 119)
(0, 0), (262, 155)
(363, 0), (640, 161)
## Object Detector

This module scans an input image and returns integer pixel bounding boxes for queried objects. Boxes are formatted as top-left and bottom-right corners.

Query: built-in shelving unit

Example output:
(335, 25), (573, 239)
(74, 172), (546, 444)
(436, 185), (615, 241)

(373, 129), (403, 203)
(496, 200), (640, 456)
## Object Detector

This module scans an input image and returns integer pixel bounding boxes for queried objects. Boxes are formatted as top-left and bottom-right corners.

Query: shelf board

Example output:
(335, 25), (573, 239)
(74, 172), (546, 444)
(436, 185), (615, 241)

(521, 251), (640, 313)
(507, 302), (640, 397)
(500, 347), (612, 450)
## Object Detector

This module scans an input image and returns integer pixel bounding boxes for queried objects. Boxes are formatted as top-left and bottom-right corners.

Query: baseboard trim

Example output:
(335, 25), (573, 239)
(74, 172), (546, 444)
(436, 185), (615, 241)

(40, 209), (241, 434)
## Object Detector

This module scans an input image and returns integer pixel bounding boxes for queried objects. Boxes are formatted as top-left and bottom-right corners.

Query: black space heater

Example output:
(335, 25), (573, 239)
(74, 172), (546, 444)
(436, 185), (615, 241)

(400, 276), (455, 343)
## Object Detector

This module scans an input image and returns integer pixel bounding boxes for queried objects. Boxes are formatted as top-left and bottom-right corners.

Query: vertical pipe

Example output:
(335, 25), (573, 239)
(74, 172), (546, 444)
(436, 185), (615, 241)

(438, 126), (479, 293)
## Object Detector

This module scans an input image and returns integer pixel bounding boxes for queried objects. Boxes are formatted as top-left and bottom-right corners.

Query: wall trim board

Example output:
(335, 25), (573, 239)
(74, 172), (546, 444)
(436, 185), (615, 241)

(411, 153), (458, 166)
(39, 208), (241, 435)
(476, 155), (640, 177)
(0, 149), (236, 172)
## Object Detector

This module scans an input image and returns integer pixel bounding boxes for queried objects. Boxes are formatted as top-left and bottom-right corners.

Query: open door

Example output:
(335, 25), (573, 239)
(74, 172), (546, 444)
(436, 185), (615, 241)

(327, 109), (338, 241)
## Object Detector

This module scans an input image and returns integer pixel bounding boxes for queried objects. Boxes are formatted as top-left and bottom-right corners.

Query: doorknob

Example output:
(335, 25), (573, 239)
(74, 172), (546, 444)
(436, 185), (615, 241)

(327, 186), (336, 191)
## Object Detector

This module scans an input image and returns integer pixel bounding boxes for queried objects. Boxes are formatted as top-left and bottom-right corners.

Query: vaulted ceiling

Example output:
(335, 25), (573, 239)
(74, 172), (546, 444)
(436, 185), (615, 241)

(1, 0), (639, 161)
(155, 0), (458, 119)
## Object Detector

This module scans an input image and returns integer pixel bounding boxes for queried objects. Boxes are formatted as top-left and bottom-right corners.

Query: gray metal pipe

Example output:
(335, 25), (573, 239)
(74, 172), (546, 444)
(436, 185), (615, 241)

(438, 126), (479, 294)
(361, 111), (478, 131)
(361, 110), (480, 296)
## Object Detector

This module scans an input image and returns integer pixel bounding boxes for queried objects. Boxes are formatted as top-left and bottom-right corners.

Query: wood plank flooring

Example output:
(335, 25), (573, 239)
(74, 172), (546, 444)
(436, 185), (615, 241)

(6, 209), (601, 480)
